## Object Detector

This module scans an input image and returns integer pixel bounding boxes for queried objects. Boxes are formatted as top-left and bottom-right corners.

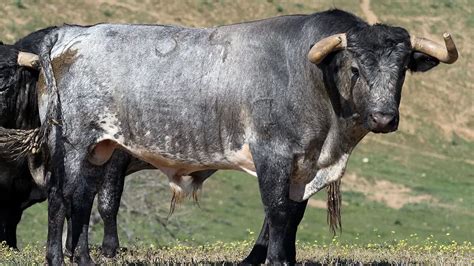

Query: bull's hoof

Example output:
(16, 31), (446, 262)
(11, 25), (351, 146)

(46, 253), (64, 266)
(101, 246), (117, 258)
(242, 244), (267, 265)
(101, 242), (122, 258)
(63, 248), (73, 259)
(73, 254), (95, 266)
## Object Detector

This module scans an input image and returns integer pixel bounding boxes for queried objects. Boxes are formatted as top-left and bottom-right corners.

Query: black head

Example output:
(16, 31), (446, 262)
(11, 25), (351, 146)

(0, 27), (56, 129)
(312, 23), (442, 134)
(0, 44), (22, 125)
(345, 25), (440, 133)
(0, 43), (40, 128)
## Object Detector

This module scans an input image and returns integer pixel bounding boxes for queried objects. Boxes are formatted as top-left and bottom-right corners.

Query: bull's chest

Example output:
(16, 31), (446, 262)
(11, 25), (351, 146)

(289, 152), (350, 202)
(288, 121), (366, 202)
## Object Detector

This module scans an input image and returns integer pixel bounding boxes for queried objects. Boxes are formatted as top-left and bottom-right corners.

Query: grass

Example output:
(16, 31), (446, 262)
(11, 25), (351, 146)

(0, 0), (472, 263)
(1, 238), (472, 264)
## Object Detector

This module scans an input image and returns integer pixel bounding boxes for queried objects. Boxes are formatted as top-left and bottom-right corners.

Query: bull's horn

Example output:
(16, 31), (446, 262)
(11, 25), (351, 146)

(411, 32), (458, 64)
(308, 33), (347, 64)
(17, 52), (40, 69)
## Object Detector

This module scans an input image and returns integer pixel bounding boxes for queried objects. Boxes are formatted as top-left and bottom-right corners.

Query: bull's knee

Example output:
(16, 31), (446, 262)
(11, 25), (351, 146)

(88, 140), (116, 166)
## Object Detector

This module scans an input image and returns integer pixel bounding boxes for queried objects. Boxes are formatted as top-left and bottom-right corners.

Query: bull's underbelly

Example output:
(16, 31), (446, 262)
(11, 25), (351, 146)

(121, 143), (255, 177)
(89, 118), (256, 200)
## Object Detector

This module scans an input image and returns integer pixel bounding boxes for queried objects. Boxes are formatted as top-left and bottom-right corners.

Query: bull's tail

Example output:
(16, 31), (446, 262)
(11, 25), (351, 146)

(0, 32), (59, 161)
(0, 127), (40, 160)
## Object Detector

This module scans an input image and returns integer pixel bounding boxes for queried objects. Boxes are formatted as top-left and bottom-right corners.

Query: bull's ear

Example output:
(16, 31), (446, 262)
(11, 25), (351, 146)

(408, 51), (440, 72)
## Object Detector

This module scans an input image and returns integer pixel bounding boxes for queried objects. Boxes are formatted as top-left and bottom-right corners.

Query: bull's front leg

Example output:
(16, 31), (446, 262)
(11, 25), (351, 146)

(64, 213), (73, 258)
(250, 142), (302, 264)
(242, 215), (269, 264)
(98, 152), (129, 258)
(243, 199), (308, 264)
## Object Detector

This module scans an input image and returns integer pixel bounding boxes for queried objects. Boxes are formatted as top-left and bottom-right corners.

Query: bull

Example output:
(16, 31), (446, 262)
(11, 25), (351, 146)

(0, 28), (53, 249)
(0, 29), (131, 258)
(1, 9), (457, 265)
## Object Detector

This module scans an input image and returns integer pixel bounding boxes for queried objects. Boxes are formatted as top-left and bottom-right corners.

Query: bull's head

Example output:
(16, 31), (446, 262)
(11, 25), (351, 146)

(308, 25), (458, 133)
(0, 43), (39, 127)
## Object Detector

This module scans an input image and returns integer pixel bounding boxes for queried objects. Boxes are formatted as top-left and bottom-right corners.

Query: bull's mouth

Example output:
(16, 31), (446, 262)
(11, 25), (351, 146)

(370, 125), (398, 134)
(364, 114), (399, 134)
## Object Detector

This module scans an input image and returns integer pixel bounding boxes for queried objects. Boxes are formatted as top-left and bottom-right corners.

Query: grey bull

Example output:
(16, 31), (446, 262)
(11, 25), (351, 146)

(1, 9), (457, 264)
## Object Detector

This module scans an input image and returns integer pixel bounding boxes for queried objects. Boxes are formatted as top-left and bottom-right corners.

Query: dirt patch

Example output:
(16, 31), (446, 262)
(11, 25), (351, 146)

(308, 199), (327, 209)
(360, 0), (378, 24)
(308, 198), (349, 209)
(342, 173), (437, 209)
(308, 173), (435, 209)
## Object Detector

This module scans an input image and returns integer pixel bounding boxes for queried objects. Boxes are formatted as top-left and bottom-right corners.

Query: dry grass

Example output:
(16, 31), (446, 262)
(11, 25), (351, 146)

(1, 0), (472, 263)
(1, 239), (472, 264)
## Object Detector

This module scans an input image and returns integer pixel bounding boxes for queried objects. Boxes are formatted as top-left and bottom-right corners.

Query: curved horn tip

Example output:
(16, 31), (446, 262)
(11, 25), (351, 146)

(443, 32), (458, 64)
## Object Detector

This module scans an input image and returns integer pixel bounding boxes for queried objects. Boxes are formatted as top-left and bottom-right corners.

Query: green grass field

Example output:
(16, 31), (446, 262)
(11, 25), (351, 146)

(1, 0), (472, 263)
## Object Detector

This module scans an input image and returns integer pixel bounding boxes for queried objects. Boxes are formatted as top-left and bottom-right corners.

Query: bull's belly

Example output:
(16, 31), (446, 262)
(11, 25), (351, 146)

(132, 143), (255, 200)
(89, 127), (256, 200)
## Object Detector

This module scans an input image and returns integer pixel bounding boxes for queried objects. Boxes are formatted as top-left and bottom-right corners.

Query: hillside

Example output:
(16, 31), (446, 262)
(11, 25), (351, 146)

(0, 0), (471, 253)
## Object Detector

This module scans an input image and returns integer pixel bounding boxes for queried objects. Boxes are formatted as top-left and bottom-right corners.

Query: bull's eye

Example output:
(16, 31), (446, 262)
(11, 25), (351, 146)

(351, 67), (359, 78)
(351, 67), (359, 85)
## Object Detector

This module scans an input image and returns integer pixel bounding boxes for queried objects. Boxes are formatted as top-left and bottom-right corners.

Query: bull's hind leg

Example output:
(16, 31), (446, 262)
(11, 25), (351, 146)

(98, 151), (129, 258)
(67, 158), (109, 265)
(46, 131), (69, 265)
(0, 204), (22, 249)
(46, 173), (67, 265)
(70, 176), (96, 265)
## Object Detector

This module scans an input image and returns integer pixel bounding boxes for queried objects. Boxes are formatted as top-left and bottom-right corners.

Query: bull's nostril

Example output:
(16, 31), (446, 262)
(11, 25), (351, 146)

(388, 115), (399, 127)
(370, 113), (379, 123)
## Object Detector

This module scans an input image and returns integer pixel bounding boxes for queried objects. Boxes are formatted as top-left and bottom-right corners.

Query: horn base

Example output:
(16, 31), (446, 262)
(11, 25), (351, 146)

(308, 33), (347, 64)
